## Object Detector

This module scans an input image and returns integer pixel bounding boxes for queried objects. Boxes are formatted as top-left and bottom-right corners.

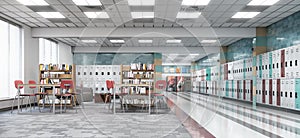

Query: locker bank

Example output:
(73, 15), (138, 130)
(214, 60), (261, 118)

(0, 0), (300, 137)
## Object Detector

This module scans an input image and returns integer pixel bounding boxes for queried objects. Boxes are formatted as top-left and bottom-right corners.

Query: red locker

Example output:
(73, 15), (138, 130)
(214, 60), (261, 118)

(281, 50), (285, 78)
(243, 80), (246, 100)
(276, 79), (281, 106)
(262, 79), (265, 103)
(250, 80), (253, 101)
(269, 79), (272, 104)
(224, 64), (228, 80)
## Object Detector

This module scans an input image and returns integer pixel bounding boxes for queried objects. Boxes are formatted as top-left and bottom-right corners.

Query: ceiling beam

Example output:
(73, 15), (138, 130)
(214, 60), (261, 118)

(32, 27), (256, 38)
(72, 46), (220, 55)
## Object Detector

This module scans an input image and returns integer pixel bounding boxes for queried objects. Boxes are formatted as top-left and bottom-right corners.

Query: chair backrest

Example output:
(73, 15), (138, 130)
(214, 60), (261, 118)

(60, 80), (74, 89)
(155, 80), (167, 90)
(28, 80), (36, 89)
(14, 80), (24, 89)
(106, 80), (114, 90)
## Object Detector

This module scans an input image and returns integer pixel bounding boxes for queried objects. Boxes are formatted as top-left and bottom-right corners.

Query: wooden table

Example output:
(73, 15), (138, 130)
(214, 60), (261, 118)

(113, 84), (152, 114)
(17, 84), (60, 114)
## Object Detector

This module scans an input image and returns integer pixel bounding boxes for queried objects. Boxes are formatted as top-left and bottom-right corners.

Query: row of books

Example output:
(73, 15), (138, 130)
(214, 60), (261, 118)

(130, 63), (154, 71)
(39, 64), (73, 71)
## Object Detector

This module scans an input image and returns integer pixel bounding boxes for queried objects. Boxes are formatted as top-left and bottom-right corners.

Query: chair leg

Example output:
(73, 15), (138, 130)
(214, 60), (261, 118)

(73, 96), (77, 113)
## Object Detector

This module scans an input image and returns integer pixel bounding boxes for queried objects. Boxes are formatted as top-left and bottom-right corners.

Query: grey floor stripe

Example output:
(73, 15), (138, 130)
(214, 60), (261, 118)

(179, 92), (300, 135)
(170, 93), (283, 138)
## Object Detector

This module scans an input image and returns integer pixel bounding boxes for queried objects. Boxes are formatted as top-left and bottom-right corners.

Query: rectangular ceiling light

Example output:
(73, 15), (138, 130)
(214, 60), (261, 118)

(182, 0), (211, 6)
(16, 0), (49, 5)
(81, 40), (97, 43)
(247, 0), (280, 6)
(128, 0), (155, 6)
(36, 12), (65, 18)
(166, 39), (181, 43)
(138, 40), (153, 43)
(176, 12), (201, 18)
(131, 12), (154, 18)
(201, 40), (217, 43)
(72, 0), (102, 6)
(232, 12), (260, 18)
(84, 12), (109, 18)
(110, 40), (125, 43)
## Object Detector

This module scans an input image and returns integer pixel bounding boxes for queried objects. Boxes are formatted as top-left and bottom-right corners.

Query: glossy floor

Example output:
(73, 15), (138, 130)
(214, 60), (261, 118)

(166, 92), (300, 138)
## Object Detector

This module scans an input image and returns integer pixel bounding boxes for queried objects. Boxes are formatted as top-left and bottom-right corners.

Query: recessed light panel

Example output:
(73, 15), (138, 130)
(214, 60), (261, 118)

(182, 0), (211, 6)
(201, 40), (217, 43)
(247, 0), (280, 6)
(110, 40), (125, 43)
(166, 39), (181, 43)
(176, 12), (201, 18)
(232, 12), (260, 18)
(128, 0), (155, 6)
(81, 40), (97, 43)
(131, 12), (154, 18)
(84, 12), (109, 18)
(72, 0), (102, 6)
(16, 0), (49, 5)
(138, 40), (153, 43)
(36, 12), (65, 18)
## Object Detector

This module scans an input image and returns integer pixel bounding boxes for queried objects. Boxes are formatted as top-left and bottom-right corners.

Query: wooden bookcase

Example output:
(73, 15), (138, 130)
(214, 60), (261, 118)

(120, 64), (154, 94)
(38, 64), (76, 106)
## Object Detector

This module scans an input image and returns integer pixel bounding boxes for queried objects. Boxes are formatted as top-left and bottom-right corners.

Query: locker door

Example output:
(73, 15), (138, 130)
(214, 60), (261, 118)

(277, 79), (281, 106)
(232, 80), (234, 98)
(269, 79), (273, 104)
(225, 81), (229, 97)
(281, 49), (285, 78)
(272, 80), (277, 106)
(262, 79), (266, 103)
(224, 64), (228, 80)
(206, 81), (208, 94)
(250, 80), (253, 101)
(269, 52), (273, 79)
(237, 80), (240, 99)
(290, 79), (295, 109)
(243, 80), (246, 100)
(295, 79), (300, 109)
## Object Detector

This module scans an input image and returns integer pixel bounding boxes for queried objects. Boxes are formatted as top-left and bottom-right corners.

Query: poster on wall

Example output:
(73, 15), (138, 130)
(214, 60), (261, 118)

(166, 76), (184, 92)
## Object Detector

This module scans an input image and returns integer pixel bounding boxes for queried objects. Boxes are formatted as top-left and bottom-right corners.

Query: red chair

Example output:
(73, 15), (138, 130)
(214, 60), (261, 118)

(28, 80), (50, 112)
(56, 80), (77, 113)
(11, 80), (36, 113)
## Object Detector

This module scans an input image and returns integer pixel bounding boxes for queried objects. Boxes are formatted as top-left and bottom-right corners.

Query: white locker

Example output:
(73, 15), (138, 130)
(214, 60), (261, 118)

(285, 47), (291, 78)
(256, 79), (262, 103)
(274, 50), (281, 79)
(272, 79), (277, 106)
(228, 62), (234, 80)
(281, 79), (287, 108)
(246, 80), (251, 101)
(262, 53), (267, 79)
(265, 79), (269, 104)
(294, 45), (300, 78)
(289, 79), (295, 109)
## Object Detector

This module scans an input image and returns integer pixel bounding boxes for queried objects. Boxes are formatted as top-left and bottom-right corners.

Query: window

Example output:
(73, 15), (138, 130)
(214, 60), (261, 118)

(0, 20), (22, 98)
(39, 38), (58, 64)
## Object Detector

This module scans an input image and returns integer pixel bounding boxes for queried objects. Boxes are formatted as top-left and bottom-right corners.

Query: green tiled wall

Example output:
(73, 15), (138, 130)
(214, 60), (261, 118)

(73, 53), (154, 65)
(267, 11), (300, 51)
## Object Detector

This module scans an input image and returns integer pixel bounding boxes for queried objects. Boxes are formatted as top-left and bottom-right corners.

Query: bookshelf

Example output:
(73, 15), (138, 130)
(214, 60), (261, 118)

(120, 63), (154, 95)
(38, 64), (76, 106)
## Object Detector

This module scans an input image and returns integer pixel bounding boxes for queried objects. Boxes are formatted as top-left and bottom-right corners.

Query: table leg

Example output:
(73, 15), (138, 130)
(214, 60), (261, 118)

(52, 86), (55, 114)
(113, 88), (115, 114)
(149, 85), (151, 114)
